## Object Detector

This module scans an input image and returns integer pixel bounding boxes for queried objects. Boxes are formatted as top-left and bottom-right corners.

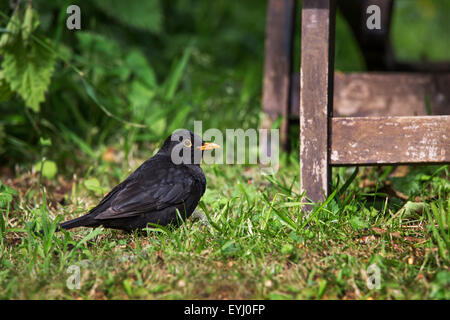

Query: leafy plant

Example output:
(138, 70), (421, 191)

(0, 5), (55, 112)
(94, 0), (163, 34)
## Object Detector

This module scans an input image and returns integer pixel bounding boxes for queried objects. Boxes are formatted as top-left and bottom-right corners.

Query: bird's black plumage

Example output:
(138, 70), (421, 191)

(59, 130), (217, 232)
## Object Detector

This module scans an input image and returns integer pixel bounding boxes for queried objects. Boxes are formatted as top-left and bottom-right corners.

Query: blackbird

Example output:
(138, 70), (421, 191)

(59, 130), (219, 232)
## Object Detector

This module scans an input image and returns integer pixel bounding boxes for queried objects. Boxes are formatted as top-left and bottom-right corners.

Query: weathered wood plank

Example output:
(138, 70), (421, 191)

(299, 0), (335, 204)
(262, 0), (295, 150)
(330, 116), (450, 165)
(333, 72), (450, 117)
(290, 72), (450, 117)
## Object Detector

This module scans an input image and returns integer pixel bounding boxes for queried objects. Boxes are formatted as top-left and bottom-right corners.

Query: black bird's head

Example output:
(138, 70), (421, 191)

(158, 129), (220, 165)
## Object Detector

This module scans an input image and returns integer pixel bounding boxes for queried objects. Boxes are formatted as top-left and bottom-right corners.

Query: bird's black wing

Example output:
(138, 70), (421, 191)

(93, 162), (199, 220)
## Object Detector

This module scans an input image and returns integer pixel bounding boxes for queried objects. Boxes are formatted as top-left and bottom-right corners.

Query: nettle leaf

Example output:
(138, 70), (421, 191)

(21, 4), (39, 44)
(2, 37), (55, 112)
(94, 0), (163, 34)
(0, 6), (55, 111)
(0, 9), (21, 50)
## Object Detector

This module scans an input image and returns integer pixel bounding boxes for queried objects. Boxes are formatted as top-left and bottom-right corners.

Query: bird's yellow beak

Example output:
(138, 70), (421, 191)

(197, 142), (221, 151)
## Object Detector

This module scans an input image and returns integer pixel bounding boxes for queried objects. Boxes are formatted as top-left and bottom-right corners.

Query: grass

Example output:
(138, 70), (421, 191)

(0, 150), (448, 299)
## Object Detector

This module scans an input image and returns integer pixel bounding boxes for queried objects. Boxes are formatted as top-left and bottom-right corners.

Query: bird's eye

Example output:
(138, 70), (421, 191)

(183, 139), (192, 148)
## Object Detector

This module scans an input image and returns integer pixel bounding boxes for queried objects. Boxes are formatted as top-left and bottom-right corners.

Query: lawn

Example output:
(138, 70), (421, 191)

(0, 0), (449, 300)
(0, 157), (448, 299)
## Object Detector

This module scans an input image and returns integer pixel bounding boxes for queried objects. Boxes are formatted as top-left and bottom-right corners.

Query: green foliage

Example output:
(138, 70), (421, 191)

(0, 181), (17, 250)
(94, 0), (162, 34)
(2, 36), (55, 112)
(125, 50), (157, 89)
(84, 177), (105, 195)
(392, 0), (450, 61)
(334, 9), (366, 71)
(349, 216), (369, 230)
(21, 3), (39, 44)
(0, 8), (21, 49)
(430, 271), (450, 299)
(0, 181), (17, 208)
(389, 166), (450, 197)
(34, 160), (58, 179)
(0, 5), (55, 112)
(0, 71), (13, 103)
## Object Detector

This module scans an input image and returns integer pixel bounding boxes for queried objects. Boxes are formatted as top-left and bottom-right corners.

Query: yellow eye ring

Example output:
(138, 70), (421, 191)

(183, 139), (192, 148)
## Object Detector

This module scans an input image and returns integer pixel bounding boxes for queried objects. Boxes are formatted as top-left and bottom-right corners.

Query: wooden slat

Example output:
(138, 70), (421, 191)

(299, 0), (336, 203)
(290, 72), (450, 117)
(333, 72), (450, 117)
(330, 116), (450, 165)
(262, 0), (295, 150)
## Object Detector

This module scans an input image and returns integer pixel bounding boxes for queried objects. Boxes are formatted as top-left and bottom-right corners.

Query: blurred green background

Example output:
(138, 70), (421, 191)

(0, 0), (449, 174)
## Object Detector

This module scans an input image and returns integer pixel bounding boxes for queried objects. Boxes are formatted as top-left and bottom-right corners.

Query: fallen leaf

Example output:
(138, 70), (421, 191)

(391, 232), (401, 238)
(371, 227), (387, 234)
(102, 146), (117, 163)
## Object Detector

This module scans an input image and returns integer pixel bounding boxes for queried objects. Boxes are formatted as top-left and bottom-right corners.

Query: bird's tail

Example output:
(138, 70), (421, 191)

(34, 215), (94, 236)
(60, 215), (94, 230)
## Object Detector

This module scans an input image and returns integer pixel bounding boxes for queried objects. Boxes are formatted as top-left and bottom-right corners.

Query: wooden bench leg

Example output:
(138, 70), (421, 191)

(299, 0), (336, 205)
(262, 0), (296, 151)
